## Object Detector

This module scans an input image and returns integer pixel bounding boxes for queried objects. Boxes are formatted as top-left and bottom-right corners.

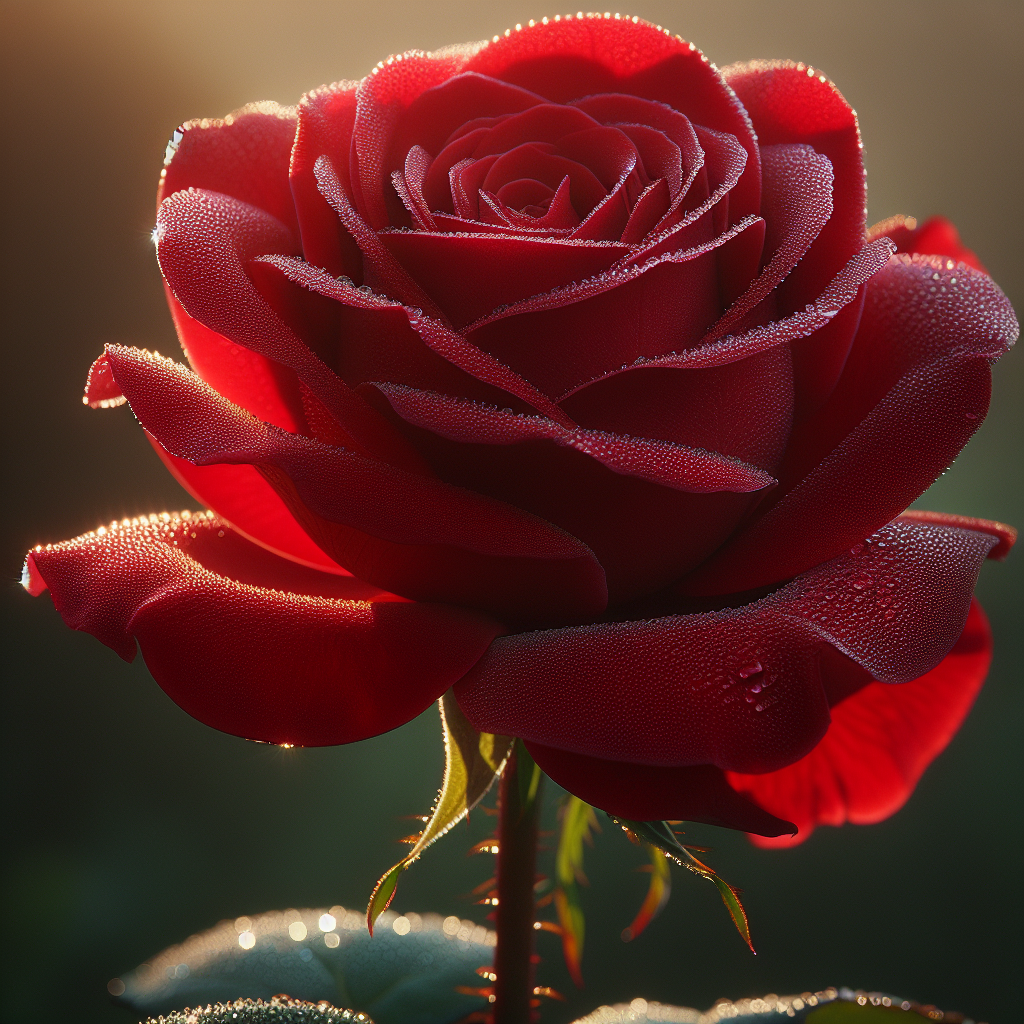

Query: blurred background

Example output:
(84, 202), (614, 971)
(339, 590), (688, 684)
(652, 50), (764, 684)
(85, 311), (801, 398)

(2, 1), (1021, 1021)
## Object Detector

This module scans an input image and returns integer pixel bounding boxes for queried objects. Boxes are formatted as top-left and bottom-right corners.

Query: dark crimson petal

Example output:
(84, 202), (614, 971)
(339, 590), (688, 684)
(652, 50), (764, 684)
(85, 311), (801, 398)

(524, 743), (796, 837)
(561, 346), (794, 478)
(98, 345), (608, 622)
(254, 254), (527, 405)
(896, 511), (1016, 561)
(572, 94), (703, 213)
(353, 47), (480, 227)
(464, 215), (761, 399)
(464, 15), (761, 223)
(554, 126), (642, 191)
(728, 600), (993, 847)
(261, 256), (574, 425)
(620, 178), (671, 245)
(868, 214), (987, 273)
(704, 144), (834, 343)
(370, 383), (775, 493)
(24, 513), (500, 746)
(560, 238), (892, 400)
(313, 156), (449, 319)
(684, 255), (1018, 595)
(158, 102), (299, 235)
(481, 144), (608, 214)
(289, 82), (362, 278)
(377, 230), (627, 329)
(472, 102), (603, 155)
(724, 61), (866, 410)
(156, 187), (424, 471)
(456, 519), (997, 772)
(615, 124), (682, 195)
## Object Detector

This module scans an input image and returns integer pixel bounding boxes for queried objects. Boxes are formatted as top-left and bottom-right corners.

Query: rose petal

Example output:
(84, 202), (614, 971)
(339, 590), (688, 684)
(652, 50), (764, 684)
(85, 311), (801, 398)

(464, 15), (761, 222)
(704, 143), (834, 342)
(868, 214), (987, 274)
(462, 215), (762, 399)
(159, 102), (299, 234)
(524, 744), (797, 837)
(684, 255), (1018, 595)
(289, 81), (362, 278)
(24, 513), (500, 746)
(455, 519), (997, 772)
(98, 345), (608, 622)
(369, 382), (776, 493)
(724, 60), (867, 410)
(376, 231), (627, 329)
(728, 600), (993, 847)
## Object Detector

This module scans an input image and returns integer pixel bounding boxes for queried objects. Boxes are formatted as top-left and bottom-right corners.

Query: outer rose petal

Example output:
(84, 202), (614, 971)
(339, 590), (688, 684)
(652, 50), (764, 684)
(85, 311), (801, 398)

(683, 255), (1018, 596)
(727, 600), (993, 847)
(23, 513), (501, 746)
(868, 214), (987, 274)
(456, 520), (996, 773)
(523, 744), (797, 837)
(158, 102), (299, 234)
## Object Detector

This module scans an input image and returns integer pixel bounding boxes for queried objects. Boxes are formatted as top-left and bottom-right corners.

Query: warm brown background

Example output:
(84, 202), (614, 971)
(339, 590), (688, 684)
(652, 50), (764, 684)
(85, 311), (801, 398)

(2, 2), (1021, 1021)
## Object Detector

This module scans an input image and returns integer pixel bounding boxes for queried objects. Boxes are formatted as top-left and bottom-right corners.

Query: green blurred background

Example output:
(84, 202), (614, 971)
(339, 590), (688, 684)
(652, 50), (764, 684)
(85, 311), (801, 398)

(2, 1), (1021, 1021)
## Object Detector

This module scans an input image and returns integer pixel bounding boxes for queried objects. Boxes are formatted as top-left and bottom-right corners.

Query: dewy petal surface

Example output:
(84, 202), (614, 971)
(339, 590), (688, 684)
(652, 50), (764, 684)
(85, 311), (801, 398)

(683, 255), (1018, 596)
(456, 520), (997, 773)
(727, 600), (993, 847)
(97, 345), (608, 622)
(24, 513), (501, 746)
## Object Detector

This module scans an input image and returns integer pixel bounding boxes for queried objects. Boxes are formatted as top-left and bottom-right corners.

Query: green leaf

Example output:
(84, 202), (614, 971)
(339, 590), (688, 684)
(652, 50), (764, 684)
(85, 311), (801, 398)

(554, 796), (599, 985)
(367, 691), (513, 933)
(135, 996), (370, 1023)
(611, 817), (755, 953)
(621, 841), (672, 943)
(113, 905), (496, 1024)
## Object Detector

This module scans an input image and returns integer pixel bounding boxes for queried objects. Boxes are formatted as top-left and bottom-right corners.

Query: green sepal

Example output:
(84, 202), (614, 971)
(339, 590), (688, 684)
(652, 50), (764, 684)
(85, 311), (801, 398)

(610, 816), (754, 953)
(367, 692), (513, 934)
(554, 795), (599, 985)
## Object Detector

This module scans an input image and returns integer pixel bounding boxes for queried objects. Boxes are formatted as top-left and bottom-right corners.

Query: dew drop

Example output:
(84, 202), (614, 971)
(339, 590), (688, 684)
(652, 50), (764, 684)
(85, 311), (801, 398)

(737, 661), (763, 679)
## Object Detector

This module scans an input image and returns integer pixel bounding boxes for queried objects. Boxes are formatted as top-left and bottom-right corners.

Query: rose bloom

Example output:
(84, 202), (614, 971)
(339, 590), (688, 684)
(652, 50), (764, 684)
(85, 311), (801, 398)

(25, 15), (1017, 844)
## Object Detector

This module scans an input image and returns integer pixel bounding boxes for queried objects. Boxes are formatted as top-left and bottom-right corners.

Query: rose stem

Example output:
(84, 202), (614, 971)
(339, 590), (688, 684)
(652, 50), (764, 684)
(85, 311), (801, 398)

(492, 741), (544, 1024)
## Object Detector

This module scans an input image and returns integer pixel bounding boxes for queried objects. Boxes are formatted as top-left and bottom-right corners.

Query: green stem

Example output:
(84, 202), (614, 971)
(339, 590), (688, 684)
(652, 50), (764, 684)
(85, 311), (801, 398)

(492, 742), (543, 1024)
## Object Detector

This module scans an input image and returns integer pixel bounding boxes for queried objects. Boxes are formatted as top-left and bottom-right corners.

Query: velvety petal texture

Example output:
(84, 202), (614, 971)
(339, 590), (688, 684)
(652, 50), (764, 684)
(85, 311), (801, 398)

(27, 15), (1017, 842)
(24, 512), (501, 745)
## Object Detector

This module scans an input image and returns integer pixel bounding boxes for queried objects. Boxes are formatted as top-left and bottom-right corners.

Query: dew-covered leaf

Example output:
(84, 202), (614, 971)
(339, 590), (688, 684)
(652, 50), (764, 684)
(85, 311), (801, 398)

(554, 795), (599, 986)
(611, 818), (754, 953)
(621, 841), (672, 943)
(368, 692), (513, 932)
(137, 995), (370, 1023)
(569, 987), (961, 1022)
(113, 906), (495, 1024)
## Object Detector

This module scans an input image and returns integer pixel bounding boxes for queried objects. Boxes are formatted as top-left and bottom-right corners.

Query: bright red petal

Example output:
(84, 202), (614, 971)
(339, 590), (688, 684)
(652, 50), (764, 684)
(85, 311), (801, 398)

(868, 214), (987, 274)
(158, 102), (299, 234)
(727, 600), (993, 847)
(23, 513), (501, 746)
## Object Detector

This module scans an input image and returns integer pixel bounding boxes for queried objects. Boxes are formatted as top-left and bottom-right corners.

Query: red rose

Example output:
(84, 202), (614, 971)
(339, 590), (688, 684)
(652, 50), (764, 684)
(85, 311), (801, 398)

(24, 16), (1017, 843)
